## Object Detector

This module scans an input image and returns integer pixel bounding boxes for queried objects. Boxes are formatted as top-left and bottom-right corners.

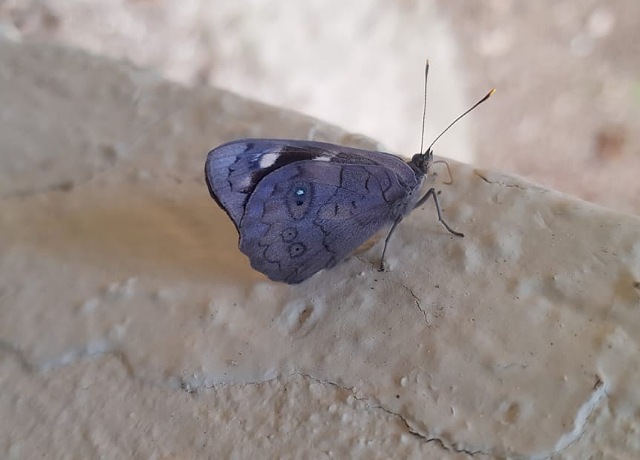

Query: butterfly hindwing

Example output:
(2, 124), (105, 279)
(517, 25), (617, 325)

(238, 159), (419, 283)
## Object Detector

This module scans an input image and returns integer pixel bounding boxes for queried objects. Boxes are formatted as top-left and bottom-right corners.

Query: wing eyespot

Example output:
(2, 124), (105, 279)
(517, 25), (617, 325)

(294, 187), (306, 206)
(282, 228), (298, 242)
(289, 242), (306, 258)
(286, 183), (313, 219)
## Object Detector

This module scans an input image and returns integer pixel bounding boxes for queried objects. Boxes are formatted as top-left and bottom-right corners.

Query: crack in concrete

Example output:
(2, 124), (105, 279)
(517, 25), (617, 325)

(474, 170), (530, 191)
(373, 403), (489, 457)
(353, 254), (431, 326)
(178, 371), (608, 458)
(400, 283), (429, 325)
(294, 373), (488, 457)
(351, 255), (430, 326)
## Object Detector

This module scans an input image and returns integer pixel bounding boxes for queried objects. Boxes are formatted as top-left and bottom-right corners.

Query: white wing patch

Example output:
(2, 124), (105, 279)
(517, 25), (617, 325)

(259, 152), (280, 168)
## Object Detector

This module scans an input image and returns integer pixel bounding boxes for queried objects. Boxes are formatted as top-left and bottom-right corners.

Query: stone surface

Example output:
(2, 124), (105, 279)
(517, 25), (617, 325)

(1, 38), (640, 458)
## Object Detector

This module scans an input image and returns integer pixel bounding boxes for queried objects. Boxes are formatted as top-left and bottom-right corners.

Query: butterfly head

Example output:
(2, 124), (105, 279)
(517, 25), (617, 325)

(412, 86), (495, 178)
(410, 148), (434, 176)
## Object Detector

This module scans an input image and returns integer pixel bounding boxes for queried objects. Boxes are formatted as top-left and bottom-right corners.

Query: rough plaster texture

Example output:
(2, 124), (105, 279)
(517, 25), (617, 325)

(1, 39), (640, 458)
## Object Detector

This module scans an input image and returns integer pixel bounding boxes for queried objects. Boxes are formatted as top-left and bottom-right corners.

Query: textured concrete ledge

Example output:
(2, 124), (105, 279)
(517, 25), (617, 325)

(1, 38), (639, 458)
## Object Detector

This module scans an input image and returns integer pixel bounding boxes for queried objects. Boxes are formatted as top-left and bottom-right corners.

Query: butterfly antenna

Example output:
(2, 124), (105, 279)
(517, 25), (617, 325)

(419, 60), (430, 155)
(425, 88), (496, 154)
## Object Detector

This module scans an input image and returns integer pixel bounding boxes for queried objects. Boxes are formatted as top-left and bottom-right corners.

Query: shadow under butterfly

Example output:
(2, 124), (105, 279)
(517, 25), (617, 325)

(205, 64), (494, 284)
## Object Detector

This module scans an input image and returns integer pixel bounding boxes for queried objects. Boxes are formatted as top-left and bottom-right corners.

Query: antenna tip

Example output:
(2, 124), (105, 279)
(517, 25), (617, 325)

(489, 88), (496, 96)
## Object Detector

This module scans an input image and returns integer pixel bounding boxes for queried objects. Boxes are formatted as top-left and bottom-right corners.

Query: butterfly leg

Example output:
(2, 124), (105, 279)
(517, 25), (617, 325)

(378, 188), (463, 272)
(378, 216), (404, 272)
(416, 188), (464, 237)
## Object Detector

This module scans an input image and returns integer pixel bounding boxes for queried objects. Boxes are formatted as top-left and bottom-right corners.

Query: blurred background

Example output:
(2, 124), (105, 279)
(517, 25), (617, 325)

(1, 0), (638, 214)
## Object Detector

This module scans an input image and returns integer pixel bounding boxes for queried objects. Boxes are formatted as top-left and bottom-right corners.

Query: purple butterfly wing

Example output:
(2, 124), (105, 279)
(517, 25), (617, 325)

(205, 139), (424, 283)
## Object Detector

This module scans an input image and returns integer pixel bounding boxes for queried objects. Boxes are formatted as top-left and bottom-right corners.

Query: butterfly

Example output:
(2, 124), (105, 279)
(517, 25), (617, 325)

(205, 66), (493, 284)
(206, 138), (463, 284)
